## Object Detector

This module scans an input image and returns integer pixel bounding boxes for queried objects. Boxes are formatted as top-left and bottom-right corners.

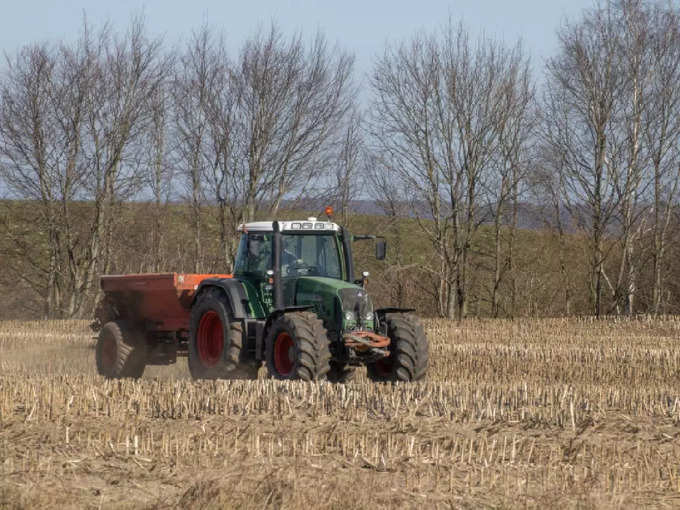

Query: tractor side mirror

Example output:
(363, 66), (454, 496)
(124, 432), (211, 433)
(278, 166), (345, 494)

(376, 239), (387, 260)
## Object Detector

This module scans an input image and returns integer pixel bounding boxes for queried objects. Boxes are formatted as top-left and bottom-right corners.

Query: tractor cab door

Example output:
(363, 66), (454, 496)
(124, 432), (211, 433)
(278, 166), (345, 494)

(233, 232), (273, 278)
(233, 232), (276, 315)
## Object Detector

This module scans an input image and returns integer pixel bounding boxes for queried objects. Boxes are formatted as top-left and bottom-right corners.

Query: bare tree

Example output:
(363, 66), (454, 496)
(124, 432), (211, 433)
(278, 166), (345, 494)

(605, 0), (655, 316)
(365, 152), (417, 308)
(531, 148), (574, 315)
(369, 22), (533, 320)
(543, 0), (680, 316)
(144, 81), (174, 272)
(487, 53), (534, 317)
(174, 25), (356, 270)
(543, 2), (624, 317)
(77, 17), (167, 314)
(0, 43), (62, 317)
(0, 18), (166, 317)
(172, 27), (221, 272)
(643, 2), (680, 314)
(227, 26), (355, 224)
(204, 47), (239, 270)
(174, 30), (243, 271)
(330, 107), (363, 226)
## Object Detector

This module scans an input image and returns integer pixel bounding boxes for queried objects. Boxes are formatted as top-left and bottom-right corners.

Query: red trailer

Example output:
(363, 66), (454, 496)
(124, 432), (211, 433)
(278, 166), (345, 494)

(92, 272), (256, 379)
(98, 273), (230, 331)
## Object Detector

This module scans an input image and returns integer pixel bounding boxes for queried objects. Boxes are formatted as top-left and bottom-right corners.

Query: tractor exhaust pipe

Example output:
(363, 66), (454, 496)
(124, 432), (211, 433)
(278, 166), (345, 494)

(341, 227), (354, 283)
(273, 221), (284, 310)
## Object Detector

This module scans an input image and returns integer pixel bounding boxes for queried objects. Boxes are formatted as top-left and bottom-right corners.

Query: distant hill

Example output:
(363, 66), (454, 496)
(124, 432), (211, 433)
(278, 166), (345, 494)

(287, 197), (566, 231)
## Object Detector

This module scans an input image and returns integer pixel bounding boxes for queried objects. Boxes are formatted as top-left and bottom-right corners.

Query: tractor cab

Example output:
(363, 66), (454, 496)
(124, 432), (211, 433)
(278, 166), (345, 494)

(233, 218), (346, 283)
(233, 217), (386, 338)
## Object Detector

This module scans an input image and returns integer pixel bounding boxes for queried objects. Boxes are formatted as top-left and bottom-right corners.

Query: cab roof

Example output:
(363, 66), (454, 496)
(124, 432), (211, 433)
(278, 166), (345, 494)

(238, 218), (341, 233)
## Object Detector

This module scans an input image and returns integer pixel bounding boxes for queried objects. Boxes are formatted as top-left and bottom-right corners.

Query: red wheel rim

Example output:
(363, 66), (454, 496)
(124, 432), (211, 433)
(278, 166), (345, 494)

(197, 311), (223, 367)
(100, 334), (117, 371)
(274, 332), (295, 376)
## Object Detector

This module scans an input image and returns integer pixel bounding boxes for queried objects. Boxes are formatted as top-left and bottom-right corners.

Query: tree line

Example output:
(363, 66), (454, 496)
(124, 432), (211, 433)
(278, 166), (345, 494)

(2, 0), (680, 320)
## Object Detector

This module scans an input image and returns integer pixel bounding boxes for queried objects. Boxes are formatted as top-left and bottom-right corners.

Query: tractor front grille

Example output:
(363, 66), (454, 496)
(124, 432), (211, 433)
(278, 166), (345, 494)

(338, 288), (373, 322)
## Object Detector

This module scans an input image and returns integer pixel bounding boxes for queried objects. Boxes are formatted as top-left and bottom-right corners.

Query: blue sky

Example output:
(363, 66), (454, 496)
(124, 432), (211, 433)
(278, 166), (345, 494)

(1, 0), (595, 80)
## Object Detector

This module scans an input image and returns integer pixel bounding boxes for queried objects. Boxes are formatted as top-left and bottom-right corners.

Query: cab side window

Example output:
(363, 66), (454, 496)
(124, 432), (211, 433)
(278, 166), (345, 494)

(234, 233), (272, 276)
(318, 235), (341, 278)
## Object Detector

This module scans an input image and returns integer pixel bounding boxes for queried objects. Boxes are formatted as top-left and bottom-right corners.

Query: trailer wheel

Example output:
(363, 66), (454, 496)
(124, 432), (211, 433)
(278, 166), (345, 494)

(96, 320), (147, 379)
(265, 312), (331, 381)
(367, 314), (428, 382)
(189, 288), (248, 379)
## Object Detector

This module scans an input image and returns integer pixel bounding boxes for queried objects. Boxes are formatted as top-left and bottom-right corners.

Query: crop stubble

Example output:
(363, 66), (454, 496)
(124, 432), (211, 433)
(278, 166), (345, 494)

(1, 318), (680, 509)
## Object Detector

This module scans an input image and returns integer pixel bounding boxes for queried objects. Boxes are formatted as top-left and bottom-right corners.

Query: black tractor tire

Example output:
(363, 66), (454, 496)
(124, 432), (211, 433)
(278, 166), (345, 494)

(188, 288), (249, 380)
(265, 312), (331, 381)
(96, 320), (147, 379)
(327, 361), (355, 383)
(367, 313), (428, 382)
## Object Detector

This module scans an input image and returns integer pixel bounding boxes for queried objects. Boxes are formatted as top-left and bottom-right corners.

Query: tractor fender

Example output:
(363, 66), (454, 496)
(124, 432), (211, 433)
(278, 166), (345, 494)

(374, 307), (416, 332)
(193, 278), (249, 319)
(263, 306), (315, 332)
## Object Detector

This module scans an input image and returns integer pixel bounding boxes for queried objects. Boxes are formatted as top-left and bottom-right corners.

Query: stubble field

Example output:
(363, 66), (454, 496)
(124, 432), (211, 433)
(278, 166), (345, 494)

(1, 317), (680, 509)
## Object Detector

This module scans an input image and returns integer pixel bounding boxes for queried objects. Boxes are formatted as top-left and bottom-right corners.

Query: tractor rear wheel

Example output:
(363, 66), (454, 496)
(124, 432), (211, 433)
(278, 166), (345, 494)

(265, 312), (331, 381)
(188, 288), (250, 379)
(367, 313), (428, 382)
(96, 320), (147, 379)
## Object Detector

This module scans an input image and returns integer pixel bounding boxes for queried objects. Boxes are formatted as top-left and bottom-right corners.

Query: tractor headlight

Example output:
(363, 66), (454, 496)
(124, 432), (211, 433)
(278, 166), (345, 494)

(365, 312), (373, 321)
(344, 311), (355, 322)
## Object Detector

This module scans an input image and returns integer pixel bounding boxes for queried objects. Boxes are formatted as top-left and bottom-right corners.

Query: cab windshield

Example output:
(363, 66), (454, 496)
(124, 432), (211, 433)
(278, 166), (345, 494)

(233, 232), (343, 280)
(282, 234), (342, 279)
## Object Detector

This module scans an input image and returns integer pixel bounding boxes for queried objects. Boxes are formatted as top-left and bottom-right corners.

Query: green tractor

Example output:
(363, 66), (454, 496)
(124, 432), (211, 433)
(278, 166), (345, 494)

(209, 216), (429, 382)
(94, 216), (428, 382)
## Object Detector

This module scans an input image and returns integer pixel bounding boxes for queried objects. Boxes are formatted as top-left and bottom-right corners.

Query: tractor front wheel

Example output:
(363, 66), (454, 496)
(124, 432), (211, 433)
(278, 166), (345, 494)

(188, 289), (253, 379)
(265, 312), (331, 381)
(96, 320), (147, 379)
(367, 313), (428, 382)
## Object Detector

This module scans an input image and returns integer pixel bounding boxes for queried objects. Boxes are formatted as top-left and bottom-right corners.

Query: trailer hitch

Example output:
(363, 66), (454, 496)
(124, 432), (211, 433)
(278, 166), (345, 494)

(343, 331), (390, 352)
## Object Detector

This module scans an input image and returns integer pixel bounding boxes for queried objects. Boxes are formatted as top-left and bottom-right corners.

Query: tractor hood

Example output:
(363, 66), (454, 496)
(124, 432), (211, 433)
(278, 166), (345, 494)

(292, 277), (373, 330)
